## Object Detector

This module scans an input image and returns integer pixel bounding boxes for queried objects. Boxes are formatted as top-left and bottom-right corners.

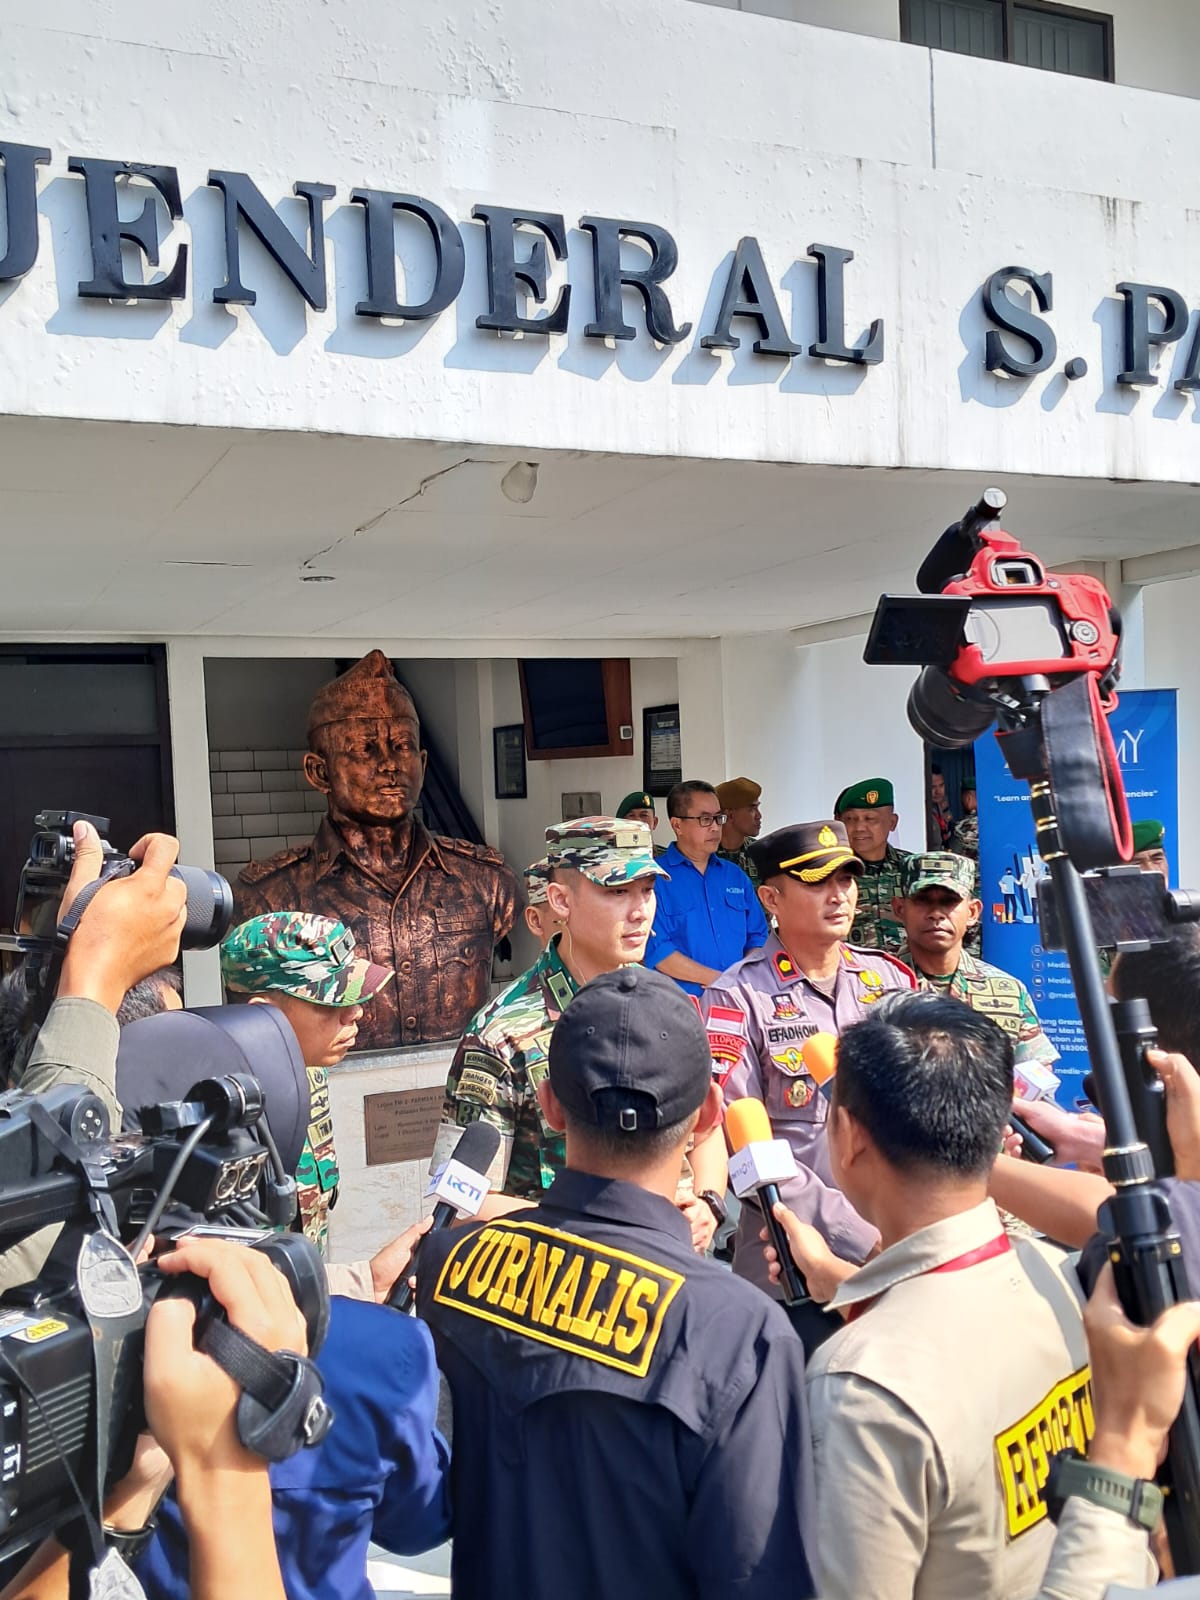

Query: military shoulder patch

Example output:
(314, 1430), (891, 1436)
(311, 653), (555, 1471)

(994, 1365), (1093, 1539)
(432, 1220), (684, 1378)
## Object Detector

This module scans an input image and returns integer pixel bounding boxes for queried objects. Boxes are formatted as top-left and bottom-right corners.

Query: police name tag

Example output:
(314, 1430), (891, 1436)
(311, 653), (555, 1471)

(432, 1220), (684, 1378)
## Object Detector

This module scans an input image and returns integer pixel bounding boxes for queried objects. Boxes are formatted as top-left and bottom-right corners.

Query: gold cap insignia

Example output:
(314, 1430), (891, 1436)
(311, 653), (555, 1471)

(818, 826), (837, 847)
(865, 789), (879, 805)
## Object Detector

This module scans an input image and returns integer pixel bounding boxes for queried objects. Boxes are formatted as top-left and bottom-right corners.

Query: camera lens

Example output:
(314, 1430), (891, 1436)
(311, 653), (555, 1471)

(169, 866), (235, 950)
(907, 667), (997, 749)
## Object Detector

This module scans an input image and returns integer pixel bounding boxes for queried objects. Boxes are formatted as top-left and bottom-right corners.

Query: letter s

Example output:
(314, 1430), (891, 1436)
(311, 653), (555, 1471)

(982, 267), (1056, 377)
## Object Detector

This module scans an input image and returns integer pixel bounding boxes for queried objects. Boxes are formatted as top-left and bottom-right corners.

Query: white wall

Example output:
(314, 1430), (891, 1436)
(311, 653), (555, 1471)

(719, 629), (926, 849)
(3, 0), (1200, 484)
(688, 0), (899, 38)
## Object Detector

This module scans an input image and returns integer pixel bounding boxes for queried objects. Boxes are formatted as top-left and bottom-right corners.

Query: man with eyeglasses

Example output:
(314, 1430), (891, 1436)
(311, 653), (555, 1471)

(645, 780), (769, 997)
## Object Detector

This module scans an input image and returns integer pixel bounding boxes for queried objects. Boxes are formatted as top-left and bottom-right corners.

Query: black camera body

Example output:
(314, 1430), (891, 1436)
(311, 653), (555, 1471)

(14, 809), (234, 953)
(0, 1078), (327, 1567)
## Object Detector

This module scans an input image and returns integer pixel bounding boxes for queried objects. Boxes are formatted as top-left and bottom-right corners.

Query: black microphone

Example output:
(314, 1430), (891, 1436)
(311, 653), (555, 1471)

(389, 1120), (501, 1313)
(916, 487), (1008, 594)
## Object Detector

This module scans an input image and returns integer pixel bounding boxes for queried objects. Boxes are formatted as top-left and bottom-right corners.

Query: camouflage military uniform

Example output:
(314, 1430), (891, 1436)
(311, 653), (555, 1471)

(950, 813), (982, 954)
(236, 816), (518, 1049)
(432, 816), (667, 1197)
(952, 811), (978, 860)
(718, 843), (760, 888)
(220, 911), (393, 1253)
(850, 844), (913, 954)
(896, 946), (1059, 1071)
(437, 935), (578, 1197)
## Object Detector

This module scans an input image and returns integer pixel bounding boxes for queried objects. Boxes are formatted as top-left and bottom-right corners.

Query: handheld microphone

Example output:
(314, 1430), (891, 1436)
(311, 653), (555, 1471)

(800, 1033), (839, 1099)
(725, 1098), (809, 1306)
(1007, 1110), (1054, 1165)
(389, 1119), (501, 1313)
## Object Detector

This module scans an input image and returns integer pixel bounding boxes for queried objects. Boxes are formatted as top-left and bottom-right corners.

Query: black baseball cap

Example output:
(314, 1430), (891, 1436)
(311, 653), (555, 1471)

(548, 966), (711, 1133)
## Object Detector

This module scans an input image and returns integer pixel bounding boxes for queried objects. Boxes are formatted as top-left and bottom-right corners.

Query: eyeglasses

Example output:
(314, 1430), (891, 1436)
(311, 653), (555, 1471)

(679, 812), (727, 828)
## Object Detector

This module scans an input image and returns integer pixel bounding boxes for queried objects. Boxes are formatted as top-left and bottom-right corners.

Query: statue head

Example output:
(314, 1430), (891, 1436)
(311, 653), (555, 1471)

(302, 650), (427, 828)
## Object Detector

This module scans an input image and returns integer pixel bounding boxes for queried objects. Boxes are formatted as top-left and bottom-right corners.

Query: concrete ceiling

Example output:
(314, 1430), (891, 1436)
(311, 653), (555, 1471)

(0, 417), (1197, 640)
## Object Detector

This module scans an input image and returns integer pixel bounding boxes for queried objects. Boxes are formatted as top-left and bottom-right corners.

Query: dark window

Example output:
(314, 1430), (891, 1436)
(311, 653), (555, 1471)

(901, 0), (1112, 80)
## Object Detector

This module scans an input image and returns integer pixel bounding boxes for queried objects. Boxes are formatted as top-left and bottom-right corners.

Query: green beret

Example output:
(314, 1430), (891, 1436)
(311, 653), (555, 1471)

(961, 775), (976, 792)
(1131, 818), (1165, 854)
(616, 791), (656, 818)
(834, 778), (894, 814)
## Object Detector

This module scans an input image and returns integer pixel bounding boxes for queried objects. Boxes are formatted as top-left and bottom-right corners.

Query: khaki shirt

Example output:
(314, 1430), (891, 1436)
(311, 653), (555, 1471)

(1035, 1500), (1155, 1599)
(808, 1200), (1091, 1600)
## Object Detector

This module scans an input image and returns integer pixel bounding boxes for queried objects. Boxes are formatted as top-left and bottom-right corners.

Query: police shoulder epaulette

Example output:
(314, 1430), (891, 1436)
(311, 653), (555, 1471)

(239, 843), (312, 883)
(842, 944), (919, 985)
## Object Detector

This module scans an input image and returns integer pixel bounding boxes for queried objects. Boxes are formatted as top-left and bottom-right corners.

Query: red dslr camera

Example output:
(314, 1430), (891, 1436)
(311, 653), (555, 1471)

(863, 488), (1122, 747)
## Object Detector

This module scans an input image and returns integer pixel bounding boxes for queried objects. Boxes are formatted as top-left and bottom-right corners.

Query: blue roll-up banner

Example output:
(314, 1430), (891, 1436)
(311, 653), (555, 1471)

(976, 687), (1179, 1109)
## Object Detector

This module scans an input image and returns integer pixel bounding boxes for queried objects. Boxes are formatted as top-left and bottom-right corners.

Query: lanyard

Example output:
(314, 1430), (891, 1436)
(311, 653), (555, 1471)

(846, 1231), (1011, 1322)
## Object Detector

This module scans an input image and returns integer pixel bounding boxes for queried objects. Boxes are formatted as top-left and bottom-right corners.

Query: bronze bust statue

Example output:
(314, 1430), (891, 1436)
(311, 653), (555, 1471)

(234, 651), (518, 1049)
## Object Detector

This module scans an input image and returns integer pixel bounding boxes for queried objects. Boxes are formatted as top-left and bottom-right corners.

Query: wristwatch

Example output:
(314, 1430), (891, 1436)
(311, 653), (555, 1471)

(1045, 1449), (1163, 1531)
(699, 1190), (728, 1228)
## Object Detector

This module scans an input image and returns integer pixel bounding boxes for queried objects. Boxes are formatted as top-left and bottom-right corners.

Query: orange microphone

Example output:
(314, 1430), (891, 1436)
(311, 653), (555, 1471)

(801, 1033), (839, 1100)
(725, 1097), (809, 1306)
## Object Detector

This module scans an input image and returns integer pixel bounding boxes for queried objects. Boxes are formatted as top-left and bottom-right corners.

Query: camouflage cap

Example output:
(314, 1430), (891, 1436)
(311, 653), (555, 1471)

(903, 852), (976, 900)
(1131, 818), (1165, 854)
(834, 778), (894, 814)
(524, 857), (553, 906)
(220, 913), (393, 1007)
(545, 816), (668, 887)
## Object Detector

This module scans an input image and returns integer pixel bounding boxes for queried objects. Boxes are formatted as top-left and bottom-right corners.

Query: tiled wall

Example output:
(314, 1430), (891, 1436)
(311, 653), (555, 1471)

(208, 747), (326, 875)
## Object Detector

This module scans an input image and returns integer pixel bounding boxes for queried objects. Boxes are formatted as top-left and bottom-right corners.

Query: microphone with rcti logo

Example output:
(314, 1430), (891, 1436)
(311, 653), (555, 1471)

(389, 1120), (501, 1313)
(725, 1097), (809, 1306)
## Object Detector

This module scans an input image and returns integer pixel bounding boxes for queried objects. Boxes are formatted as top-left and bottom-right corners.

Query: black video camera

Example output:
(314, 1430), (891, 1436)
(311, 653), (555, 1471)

(0, 1074), (329, 1571)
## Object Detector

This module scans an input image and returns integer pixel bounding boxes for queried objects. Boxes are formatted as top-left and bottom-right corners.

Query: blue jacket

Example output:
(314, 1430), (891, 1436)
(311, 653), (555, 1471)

(138, 1296), (450, 1600)
(645, 845), (769, 994)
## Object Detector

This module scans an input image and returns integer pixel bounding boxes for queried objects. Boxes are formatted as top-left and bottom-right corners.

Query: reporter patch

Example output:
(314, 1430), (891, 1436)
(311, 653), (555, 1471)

(432, 1220), (684, 1377)
(995, 1365), (1094, 1538)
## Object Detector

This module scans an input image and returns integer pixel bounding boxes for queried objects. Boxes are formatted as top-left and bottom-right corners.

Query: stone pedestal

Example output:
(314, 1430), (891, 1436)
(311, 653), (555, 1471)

(326, 1042), (454, 1267)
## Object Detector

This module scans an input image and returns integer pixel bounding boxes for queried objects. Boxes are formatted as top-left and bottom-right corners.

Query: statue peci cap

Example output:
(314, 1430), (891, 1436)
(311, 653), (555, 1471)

(306, 650), (418, 741)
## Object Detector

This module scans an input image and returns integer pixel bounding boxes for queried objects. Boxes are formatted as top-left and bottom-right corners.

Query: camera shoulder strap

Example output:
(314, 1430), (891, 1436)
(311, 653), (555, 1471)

(198, 1315), (333, 1462)
(1041, 674), (1133, 870)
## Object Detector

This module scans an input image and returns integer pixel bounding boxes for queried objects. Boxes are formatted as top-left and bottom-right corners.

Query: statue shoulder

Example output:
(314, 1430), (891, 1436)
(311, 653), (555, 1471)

(239, 842), (314, 885)
(435, 835), (513, 873)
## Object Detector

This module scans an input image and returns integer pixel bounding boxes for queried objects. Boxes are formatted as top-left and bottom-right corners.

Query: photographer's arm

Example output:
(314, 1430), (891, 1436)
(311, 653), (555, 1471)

(145, 1239), (305, 1600)
(988, 1155), (1112, 1248)
(0, 827), (188, 1295)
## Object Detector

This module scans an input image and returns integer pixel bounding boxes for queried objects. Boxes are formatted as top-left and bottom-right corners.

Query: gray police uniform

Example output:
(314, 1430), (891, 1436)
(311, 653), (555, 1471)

(418, 1168), (816, 1600)
(702, 932), (916, 1296)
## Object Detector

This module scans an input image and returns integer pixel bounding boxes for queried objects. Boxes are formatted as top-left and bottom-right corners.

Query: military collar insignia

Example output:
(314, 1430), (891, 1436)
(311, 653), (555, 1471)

(773, 950), (799, 984)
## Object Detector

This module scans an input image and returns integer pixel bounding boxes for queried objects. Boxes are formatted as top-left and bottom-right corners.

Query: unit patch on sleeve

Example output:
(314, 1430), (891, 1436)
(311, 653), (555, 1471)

(457, 1067), (499, 1105)
(432, 1220), (684, 1378)
(705, 1003), (748, 1082)
(994, 1366), (1094, 1539)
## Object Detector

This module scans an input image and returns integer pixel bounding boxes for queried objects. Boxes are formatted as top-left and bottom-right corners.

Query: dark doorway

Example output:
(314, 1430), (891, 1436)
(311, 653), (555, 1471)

(0, 648), (174, 929)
